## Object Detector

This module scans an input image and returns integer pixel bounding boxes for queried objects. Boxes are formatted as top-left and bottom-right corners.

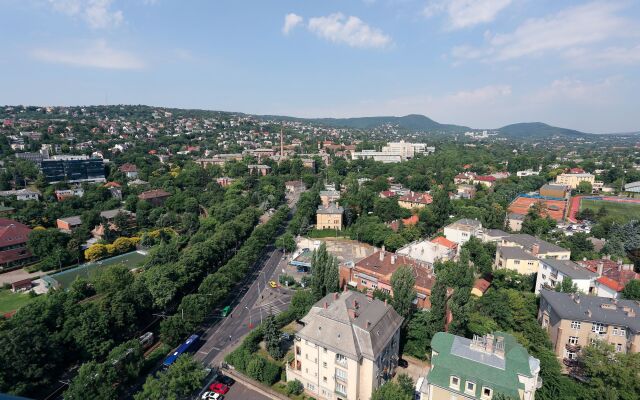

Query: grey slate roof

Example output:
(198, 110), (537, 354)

(498, 245), (538, 261)
(541, 259), (596, 280)
(298, 291), (403, 361)
(504, 234), (568, 254)
(540, 289), (640, 333)
(317, 203), (344, 214)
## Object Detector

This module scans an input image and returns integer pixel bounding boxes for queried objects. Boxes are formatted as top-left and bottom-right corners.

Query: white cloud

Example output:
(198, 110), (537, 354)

(48, 0), (123, 29)
(453, 2), (635, 62)
(307, 13), (392, 49)
(31, 40), (145, 69)
(282, 13), (303, 35)
(564, 45), (640, 67)
(424, 0), (512, 29)
(532, 77), (619, 104)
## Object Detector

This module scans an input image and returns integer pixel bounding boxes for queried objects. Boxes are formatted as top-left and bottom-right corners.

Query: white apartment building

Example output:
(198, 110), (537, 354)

(286, 291), (403, 400)
(443, 219), (484, 245)
(381, 140), (432, 159)
(535, 259), (597, 294)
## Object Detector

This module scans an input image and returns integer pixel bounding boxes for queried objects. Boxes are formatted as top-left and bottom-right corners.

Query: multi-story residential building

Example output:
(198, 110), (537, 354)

(247, 164), (271, 176)
(496, 234), (571, 275)
(500, 234), (571, 260)
(54, 188), (84, 201)
(316, 203), (344, 231)
(472, 175), (497, 188)
(381, 141), (431, 159)
(418, 332), (541, 400)
(340, 249), (435, 309)
(443, 219), (483, 245)
(495, 246), (541, 275)
(535, 259), (597, 294)
(538, 290), (640, 371)
(320, 190), (341, 207)
(555, 173), (597, 190)
(578, 258), (640, 299)
(0, 218), (36, 271)
(398, 191), (433, 210)
(286, 291), (403, 400)
(351, 150), (402, 163)
(396, 239), (456, 266)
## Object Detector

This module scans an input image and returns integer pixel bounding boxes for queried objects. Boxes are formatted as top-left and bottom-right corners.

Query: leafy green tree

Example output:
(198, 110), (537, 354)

(311, 243), (328, 299)
(397, 373), (414, 396)
(371, 381), (412, 400)
(324, 255), (339, 294)
(576, 181), (593, 194)
(622, 279), (640, 300)
(286, 379), (304, 396)
(431, 189), (452, 228)
(555, 277), (578, 293)
(275, 232), (296, 253)
(579, 341), (640, 399)
(134, 355), (206, 400)
(64, 361), (119, 400)
(391, 265), (416, 319)
(264, 314), (283, 359)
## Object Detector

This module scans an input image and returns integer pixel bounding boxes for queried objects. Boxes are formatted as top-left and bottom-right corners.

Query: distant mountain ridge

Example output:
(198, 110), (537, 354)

(257, 113), (592, 137)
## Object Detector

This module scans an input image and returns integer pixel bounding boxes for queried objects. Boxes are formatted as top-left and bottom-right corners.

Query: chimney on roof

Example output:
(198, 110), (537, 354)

(485, 333), (494, 353)
(324, 302), (328, 309)
(334, 292), (339, 300)
(391, 255), (396, 264)
(353, 299), (359, 309)
(366, 320), (371, 329)
(617, 259), (623, 271)
(597, 262), (604, 277)
(586, 309), (592, 317)
(532, 243), (540, 256)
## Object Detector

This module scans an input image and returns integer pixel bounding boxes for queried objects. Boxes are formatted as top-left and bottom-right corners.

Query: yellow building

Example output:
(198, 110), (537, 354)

(538, 290), (640, 373)
(286, 291), (404, 400)
(316, 203), (344, 231)
(555, 173), (595, 189)
(494, 234), (571, 275)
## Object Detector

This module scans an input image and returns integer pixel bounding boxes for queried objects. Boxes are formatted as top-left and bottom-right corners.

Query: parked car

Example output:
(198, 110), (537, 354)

(209, 383), (230, 394)
(201, 392), (221, 400)
(214, 375), (235, 387)
(269, 280), (277, 288)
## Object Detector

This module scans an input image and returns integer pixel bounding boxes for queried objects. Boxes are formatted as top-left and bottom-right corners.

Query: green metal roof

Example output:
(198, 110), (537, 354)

(427, 331), (536, 399)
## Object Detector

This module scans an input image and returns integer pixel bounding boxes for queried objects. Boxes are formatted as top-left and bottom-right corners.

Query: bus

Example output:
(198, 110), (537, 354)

(221, 305), (231, 317)
(162, 334), (200, 368)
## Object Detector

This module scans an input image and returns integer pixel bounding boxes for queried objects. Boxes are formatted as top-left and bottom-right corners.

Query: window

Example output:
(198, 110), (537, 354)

(361, 279), (368, 285)
(323, 347), (327, 353)
(564, 349), (577, 360)
(482, 387), (493, 399)
(514, 260), (520, 265)
(466, 381), (476, 394)
(335, 368), (348, 382)
(571, 321), (581, 330)
(336, 353), (347, 366)
(323, 376), (327, 383)
(450, 376), (460, 389)
(528, 261), (534, 266)
(323, 361), (327, 368)
(568, 336), (579, 345)
(336, 383), (347, 395)
(616, 344), (623, 352)
(307, 383), (315, 391)
(592, 323), (607, 334)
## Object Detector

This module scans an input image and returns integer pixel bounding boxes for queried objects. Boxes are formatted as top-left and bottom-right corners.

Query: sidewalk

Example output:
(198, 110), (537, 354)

(0, 268), (41, 286)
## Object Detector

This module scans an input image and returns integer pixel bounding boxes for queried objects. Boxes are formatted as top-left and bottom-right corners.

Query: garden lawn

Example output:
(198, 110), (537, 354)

(580, 199), (640, 220)
(0, 290), (36, 314)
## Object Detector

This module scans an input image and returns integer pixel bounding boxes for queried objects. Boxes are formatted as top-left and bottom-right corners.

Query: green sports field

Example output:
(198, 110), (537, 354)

(0, 290), (36, 314)
(580, 199), (640, 220)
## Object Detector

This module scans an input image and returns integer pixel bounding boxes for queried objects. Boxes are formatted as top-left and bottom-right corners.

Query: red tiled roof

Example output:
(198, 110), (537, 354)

(473, 278), (491, 293)
(380, 191), (396, 198)
(0, 219), (31, 247)
(474, 175), (497, 182)
(399, 192), (433, 205)
(104, 182), (122, 188)
(431, 236), (457, 250)
(138, 189), (171, 200)
(403, 215), (419, 226)
(119, 163), (137, 173)
(355, 251), (435, 293)
(597, 276), (625, 292)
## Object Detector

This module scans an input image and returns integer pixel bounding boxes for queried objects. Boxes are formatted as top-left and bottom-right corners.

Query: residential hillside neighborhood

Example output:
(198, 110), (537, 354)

(0, 105), (640, 400)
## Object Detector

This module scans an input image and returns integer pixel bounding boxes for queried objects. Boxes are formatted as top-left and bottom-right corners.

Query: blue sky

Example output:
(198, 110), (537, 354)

(1, 0), (639, 133)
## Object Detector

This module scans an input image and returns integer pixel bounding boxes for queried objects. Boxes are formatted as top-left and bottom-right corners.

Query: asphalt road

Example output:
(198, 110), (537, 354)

(222, 381), (272, 400)
(195, 246), (292, 367)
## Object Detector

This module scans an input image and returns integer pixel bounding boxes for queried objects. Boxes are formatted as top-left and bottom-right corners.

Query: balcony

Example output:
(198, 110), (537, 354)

(563, 358), (579, 368)
(565, 343), (581, 352)
(335, 355), (348, 367)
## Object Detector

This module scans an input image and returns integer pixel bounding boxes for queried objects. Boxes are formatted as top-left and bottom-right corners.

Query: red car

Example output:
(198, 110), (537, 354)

(209, 383), (230, 394)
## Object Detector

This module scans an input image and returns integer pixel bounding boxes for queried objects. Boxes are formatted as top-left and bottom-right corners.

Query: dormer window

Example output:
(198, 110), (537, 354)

(466, 381), (476, 395)
(482, 386), (493, 399)
(449, 376), (460, 390)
